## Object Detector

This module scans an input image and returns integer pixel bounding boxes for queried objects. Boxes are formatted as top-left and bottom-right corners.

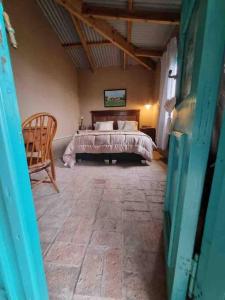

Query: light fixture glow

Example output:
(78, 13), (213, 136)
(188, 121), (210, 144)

(144, 104), (152, 110)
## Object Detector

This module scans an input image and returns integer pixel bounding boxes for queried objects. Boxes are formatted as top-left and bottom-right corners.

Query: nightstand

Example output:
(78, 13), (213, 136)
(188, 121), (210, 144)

(140, 127), (156, 142)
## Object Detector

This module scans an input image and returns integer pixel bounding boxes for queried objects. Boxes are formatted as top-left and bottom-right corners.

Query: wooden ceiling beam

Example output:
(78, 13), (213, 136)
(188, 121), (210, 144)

(55, 0), (156, 71)
(62, 40), (111, 48)
(71, 16), (95, 72)
(62, 42), (163, 58)
(135, 48), (163, 58)
(82, 5), (180, 25)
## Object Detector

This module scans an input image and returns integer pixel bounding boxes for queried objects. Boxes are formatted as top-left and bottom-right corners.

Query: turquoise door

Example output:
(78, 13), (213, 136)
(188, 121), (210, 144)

(164, 0), (225, 299)
(192, 112), (225, 299)
(0, 3), (48, 299)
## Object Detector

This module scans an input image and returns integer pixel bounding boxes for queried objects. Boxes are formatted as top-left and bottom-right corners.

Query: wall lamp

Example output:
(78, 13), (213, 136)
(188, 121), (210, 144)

(144, 104), (152, 110)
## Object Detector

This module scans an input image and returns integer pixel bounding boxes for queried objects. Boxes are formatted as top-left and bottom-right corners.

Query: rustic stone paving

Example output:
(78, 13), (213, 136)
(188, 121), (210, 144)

(33, 152), (167, 300)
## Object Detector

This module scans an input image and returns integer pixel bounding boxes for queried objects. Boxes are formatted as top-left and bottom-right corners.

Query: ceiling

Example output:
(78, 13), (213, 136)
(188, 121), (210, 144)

(36, 0), (181, 71)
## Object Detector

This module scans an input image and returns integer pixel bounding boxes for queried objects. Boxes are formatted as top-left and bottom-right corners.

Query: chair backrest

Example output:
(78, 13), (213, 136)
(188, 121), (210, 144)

(22, 113), (57, 167)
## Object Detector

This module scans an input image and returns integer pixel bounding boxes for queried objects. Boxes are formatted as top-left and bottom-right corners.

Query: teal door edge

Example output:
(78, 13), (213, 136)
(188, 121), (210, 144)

(0, 3), (48, 299)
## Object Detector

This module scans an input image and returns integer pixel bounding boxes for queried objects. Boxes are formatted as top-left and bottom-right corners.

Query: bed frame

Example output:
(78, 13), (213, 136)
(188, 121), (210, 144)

(77, 109), (144, 163)
(91, 109), (140, 129)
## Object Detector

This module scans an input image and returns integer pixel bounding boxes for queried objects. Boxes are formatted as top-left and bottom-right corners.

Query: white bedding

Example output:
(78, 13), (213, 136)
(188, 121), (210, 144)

(63, 130), (156, 167)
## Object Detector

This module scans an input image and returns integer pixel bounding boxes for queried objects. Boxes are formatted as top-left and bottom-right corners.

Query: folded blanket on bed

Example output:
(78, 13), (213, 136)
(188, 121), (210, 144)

(63, 130), (156, 167)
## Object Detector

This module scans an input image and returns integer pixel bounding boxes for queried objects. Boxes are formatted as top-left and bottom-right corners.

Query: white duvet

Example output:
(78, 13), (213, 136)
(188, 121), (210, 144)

(63, 130), (156, 167)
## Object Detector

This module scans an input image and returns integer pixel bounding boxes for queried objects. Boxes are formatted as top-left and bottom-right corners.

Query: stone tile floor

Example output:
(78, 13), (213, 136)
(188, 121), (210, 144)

(33, 152), (167, 300)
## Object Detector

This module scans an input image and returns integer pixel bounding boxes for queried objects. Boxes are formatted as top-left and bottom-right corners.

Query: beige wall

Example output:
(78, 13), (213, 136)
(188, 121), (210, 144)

(5, 0), (80, 155)
(78, 66), (159, 128)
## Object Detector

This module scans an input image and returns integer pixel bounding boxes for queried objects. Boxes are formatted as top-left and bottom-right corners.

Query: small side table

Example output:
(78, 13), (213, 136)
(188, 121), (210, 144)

(140, 127), (156, 142)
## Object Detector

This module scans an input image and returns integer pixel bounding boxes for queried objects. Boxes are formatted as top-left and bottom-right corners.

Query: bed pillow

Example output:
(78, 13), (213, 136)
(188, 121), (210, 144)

(120, 121), (138, 131)
(94, 121), (114, 131)
(117, 120), (126, 130)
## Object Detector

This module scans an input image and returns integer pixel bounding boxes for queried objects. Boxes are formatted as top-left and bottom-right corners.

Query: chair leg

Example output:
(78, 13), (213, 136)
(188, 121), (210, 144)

(45, 168), (59, 193)
(50, 149), (56, 180)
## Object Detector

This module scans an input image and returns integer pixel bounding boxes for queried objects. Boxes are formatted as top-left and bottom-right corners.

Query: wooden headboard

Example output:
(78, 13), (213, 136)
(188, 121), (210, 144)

(91, 110), (140, 129)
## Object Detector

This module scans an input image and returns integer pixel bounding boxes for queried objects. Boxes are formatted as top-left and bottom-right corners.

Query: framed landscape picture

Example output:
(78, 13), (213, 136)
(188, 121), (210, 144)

(104, 89), (126, 107)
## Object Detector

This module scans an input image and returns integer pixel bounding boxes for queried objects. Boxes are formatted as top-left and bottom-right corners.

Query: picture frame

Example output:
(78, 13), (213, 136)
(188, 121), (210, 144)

(104, 89), (127, 107)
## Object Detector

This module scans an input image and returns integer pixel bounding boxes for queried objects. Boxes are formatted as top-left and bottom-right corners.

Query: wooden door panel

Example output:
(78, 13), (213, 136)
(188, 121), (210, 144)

(164, 132), (190, 296)
(193, 113), (225, 299)
(0, 4), (48, 299)
(164, 0), (225, 299)
(193, 59), (225, 300)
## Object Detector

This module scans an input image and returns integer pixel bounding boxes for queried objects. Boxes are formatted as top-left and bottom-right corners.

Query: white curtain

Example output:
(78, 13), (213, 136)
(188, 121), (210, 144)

(156, 37), (178, 151)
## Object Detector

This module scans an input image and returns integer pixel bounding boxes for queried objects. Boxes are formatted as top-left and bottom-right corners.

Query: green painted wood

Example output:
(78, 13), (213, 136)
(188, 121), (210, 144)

(164, 134), (177, 257)
(166, 133), (188, 267)
(164, 0), (225, 299)
(164, 131), (190, 295)
(193, 114), (225, 299)
(0, 3), (48, 299)
(0, 290), (7, 300)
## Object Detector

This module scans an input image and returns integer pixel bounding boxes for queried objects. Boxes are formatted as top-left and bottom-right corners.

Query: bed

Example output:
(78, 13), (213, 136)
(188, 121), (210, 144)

(63, 110), (156, 167)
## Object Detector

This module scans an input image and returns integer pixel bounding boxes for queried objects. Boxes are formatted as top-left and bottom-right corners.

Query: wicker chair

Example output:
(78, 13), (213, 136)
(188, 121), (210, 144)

(22, 113), (59, 192)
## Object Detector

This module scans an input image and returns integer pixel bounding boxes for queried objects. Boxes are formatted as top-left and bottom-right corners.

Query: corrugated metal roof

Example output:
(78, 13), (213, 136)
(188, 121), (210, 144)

(37, 0), (87, 69)
(37, 0), (79, 43)
(80, 22), (104, 42)
(132, 23), (176, 48)
(66, 47), (89, 69)
(90, 45), (121, 68)
(37, 0), (180, 70)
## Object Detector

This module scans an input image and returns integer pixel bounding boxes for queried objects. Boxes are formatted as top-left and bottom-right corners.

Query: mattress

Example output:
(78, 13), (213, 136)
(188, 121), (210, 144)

(63, 130), (156, 167)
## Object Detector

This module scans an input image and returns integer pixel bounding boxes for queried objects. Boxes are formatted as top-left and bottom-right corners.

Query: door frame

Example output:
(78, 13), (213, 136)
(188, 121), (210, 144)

(0, 3), (48, 299)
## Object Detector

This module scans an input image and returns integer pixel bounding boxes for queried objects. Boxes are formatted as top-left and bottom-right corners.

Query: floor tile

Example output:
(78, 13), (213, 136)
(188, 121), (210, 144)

(123, 201), (149, 212)
(71, 200), (100, 218)
(97, 202), (122, 220)
(45, 263), (79, 299)
(94, 218), (122, 233)
(102, 189), (123, 202)
(149, 203), (164, 220)
(123, 210), (152, 222)
(56, 217), (93, 245)
(122, 190), (145, 202)
(123, 221), (156, 252)
(123, 248), (165, 278)
(75, 248), (104, 297)
(41, 241), (51, 257)
(38, 212), (67, 229)
(90, 231), (123, 249)
(146, 194), (164, 204)
(45, 241), (86, 267)
(101, 249), (123, 299)
(39, 226), (59, 243)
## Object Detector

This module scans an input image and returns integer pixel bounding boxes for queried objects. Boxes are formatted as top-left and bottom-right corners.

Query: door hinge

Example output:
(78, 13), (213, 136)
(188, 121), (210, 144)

(188, 253), (199, 299)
